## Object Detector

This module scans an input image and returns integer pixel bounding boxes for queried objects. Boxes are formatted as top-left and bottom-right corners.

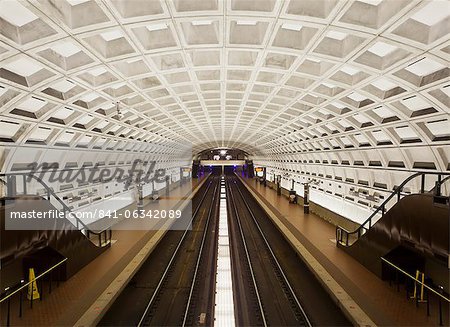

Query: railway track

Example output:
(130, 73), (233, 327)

(99, 176), (220, 326)
(226, 176), (312, 327)
(227, 175), (352, 326)
(101, 174), (350, 326)
(137, 176), (220, 326)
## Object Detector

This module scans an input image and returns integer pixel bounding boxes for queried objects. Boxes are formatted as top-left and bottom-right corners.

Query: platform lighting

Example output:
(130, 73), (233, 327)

(220, 149), (227, 156)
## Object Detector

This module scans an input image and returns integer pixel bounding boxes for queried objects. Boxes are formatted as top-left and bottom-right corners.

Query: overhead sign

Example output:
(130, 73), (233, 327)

(255, 167), (264, 172)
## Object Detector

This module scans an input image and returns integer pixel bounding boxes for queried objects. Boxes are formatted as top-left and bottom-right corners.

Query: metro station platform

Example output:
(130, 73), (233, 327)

(240, 176), (448, 327)
(0, 176), (208, 327)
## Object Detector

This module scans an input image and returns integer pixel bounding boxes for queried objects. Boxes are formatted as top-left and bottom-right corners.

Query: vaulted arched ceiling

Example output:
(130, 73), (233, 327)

(0, 0), (449, 174)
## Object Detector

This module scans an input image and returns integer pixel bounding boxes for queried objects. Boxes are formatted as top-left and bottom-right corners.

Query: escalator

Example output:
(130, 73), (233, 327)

(336, 172), (449, 292)
(1, 173), (111, 291)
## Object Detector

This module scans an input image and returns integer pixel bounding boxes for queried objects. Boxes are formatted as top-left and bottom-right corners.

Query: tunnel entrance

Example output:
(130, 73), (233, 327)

(192, 148), (250, 177)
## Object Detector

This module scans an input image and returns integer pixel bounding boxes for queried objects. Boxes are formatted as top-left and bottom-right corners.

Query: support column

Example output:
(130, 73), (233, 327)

(289, 179), (297, 204)
(303, 183), (310, 214)
(165, 175), (170, 197)
(276, 175), (281, 196)
(6, 175), (16, 197)
(136, 183), (143, 213)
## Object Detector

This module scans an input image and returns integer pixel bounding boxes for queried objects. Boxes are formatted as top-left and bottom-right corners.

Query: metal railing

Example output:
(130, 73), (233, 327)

(381, 257), (449, 326)
(1, 172), (112, 248)
(0, 258), (67, 326)
(336, 172), (450, 247)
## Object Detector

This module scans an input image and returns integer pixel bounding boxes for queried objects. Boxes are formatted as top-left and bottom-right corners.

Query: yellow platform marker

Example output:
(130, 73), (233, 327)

(27, 268), (40, 300)
(411, 270), (427, 303)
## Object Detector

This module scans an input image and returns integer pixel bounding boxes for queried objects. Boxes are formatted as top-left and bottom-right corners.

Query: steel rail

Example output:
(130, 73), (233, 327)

(136, 176), (215, 327)
(226, 178), (268, 327)
(181, 179), (220, 326)
(231, 178), (313, 327)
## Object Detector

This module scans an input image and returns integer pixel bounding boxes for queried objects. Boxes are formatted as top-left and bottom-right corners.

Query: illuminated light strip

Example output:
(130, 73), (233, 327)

(214, 177), (236, 326)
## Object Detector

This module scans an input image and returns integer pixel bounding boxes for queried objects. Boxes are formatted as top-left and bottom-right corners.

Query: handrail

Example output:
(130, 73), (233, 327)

(336, 172), (450, 246)
(1, 172), (72, 213)
(381, 257), (449, 303)
(0, 258), (67, 303)
(0, 172), (111, 247)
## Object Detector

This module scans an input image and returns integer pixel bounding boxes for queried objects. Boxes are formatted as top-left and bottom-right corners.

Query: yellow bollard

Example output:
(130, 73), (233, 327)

(411, 270), (419, 299)
(27, 268), (40, 301)
(411, 270), (427, 303)
(418, 271), (427, 303)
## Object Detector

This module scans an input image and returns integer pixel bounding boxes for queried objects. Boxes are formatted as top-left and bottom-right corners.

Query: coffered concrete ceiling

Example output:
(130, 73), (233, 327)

(0, 0), (448, 164)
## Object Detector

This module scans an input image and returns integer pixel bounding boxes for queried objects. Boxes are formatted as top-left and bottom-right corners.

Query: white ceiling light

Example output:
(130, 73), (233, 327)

(426, 120), (450, 137)
(146, 23), (168, 31)
(52, 80), (76, 93)
(339, 120), (352, 128)
(3, 58), (42, 76)
(77, 115), (94, 125)
(340, 66), (360, 76)
(53, 107), (74, 120)
(126, 57), (142, 64)
(373, 106), (395, 118)
(80, 92), (99, 102)
(51, 42), (82, 57)
(192, 20), (213, 26)
(306, 58), (321, 64)
(395, 126), (418, 140)
(401, 96), (429, 111)
(95, 121), (109, 129)
(0, 1), (38, 27)
(348, 92), (367, 102)
(371, 78), (398, 91)
(236, 20), (257, 25)
(28, 127), (52, 141)
(330, 101), (346, 109)
(326, 31), (348, 40)
(367, 42), (397, 57)
(281, 23), (303, 31)
(322, 82), (337, 89)
(358, 0), (384, 5)
(17, 97), (47, 112)
(405, 58), (446, 76)
(89, 66), (108, 76)
(353, 114), (369, 123)
(372, 130), (390, 142)
(111, 82), (127, 89)
(57, 131), (75, 143)
(100, 30), (124, 41)
(66, 0), (90, 5)
(410, 1), (450, 26)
